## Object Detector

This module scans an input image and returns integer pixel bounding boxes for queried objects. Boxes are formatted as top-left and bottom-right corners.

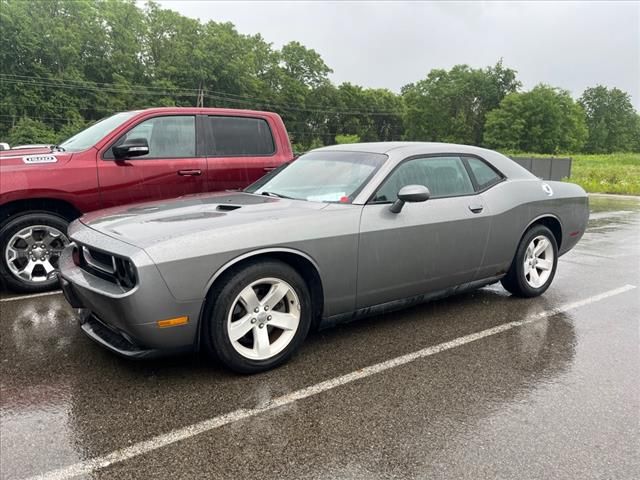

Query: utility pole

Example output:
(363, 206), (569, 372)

(196, 81), (204, 108)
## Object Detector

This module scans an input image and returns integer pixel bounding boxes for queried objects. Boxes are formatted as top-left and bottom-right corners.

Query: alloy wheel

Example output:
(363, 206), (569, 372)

(5, 225), (69, 283)
(227, 277), (301, 360)
(523, 235), (554, 288)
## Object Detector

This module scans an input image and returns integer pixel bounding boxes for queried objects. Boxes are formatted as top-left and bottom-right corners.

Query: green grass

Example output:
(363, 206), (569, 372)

(569, 153), (640, 195)
(506, 152), (640, 195)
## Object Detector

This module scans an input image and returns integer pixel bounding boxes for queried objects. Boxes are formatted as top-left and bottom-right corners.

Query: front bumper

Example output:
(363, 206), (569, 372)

(59, 232), (204, 359)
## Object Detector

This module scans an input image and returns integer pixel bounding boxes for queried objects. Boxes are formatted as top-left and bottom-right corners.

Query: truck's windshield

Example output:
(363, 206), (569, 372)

(58, 111), (140, 152)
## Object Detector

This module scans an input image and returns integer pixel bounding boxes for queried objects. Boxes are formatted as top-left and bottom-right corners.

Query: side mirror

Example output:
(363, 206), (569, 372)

(112, 138), (149, 159)
(389, 184), (430, 213)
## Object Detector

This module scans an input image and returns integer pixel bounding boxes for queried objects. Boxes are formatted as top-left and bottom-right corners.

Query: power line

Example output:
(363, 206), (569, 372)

(0, 75), (405, 117)
(0, 73), (404, 114)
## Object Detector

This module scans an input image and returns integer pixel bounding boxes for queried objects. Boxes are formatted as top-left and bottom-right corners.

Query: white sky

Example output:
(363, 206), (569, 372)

(156, 0), (640, 109)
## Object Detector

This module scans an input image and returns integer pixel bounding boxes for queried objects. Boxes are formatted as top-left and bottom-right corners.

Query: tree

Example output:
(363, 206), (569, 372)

(401, 61), (520, 145)
(579, 86), (639, 153)
(7, 118), (57, 145)
(335, 134), (360, 144)
(484, 85), (587, 153)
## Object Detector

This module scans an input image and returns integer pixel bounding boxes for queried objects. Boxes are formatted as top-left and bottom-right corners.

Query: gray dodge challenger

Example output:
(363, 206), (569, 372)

(60, 142), (589, 373)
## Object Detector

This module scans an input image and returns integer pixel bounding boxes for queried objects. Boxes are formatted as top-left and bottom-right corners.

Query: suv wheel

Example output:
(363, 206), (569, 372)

(0, 212), (70, 293)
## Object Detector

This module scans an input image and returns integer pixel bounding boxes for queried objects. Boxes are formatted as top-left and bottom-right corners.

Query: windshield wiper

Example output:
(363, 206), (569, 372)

(261, 191), (294, 199)
(50, 144), (66, 152)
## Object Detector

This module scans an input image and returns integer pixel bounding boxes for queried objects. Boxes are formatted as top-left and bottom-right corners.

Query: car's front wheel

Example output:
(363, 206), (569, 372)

(0, 212), (70, 293)
(203, 260), (312, 373)
(501, 224), (558, 298)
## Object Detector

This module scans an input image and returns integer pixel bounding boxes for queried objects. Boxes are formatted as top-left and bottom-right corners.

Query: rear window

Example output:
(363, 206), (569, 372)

(466, 157), (503, 190)
(204, 116), (275, 156)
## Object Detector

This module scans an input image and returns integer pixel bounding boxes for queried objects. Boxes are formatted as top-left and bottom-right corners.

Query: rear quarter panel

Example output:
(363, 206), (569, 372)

(477, 179), (588, 279)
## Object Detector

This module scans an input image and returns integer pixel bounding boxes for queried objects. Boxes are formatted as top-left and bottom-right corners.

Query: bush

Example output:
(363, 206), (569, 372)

(7, 118), (58, 145)
(335, 134), (360, 144)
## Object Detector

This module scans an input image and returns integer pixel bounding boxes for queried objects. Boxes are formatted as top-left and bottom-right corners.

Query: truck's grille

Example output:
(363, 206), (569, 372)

(74, 243), (137, 289)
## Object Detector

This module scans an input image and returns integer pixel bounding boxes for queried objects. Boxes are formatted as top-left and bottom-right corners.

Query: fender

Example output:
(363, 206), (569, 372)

(202, 247), (322, 296)
(194, 246), (322, 351)
(513, 213), (564, 260)
(524, 213), (563, 234)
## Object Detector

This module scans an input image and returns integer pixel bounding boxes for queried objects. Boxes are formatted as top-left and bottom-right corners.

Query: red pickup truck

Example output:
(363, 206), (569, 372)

(0, 107), (293, 292)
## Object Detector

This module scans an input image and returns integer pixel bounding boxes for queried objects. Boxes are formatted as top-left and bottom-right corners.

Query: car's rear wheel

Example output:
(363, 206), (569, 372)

(0, 212), (70, 293)
(203, 260), (312, 373)
(501, 224), (558, 298)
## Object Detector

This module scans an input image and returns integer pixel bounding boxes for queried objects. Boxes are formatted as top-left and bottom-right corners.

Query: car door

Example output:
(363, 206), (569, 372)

(356, 155), (492, 308)
(98, 115), (207, 208)
(201, 115), (280, 192)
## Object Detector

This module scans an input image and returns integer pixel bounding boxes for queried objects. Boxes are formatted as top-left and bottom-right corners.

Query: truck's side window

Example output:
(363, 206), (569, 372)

(112, 116), (196, 159)
(204, 116), (275, 156)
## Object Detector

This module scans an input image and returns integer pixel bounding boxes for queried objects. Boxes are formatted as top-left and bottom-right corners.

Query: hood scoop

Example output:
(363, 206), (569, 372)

(216, 204), (242, 212)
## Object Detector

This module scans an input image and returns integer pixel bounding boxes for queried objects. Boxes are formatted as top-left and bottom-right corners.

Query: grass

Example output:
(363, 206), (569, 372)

(506, 152), (640, 195)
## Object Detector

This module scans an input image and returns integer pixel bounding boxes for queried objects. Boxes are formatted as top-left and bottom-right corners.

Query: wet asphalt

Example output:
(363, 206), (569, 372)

(1, 194), (639, 480)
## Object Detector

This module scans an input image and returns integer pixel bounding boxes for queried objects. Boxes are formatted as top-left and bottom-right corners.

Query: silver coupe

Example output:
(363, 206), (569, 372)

(59, 142), (589, 373)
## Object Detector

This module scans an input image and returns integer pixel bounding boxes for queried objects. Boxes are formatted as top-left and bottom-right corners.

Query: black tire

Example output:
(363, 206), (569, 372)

(0, 212), (70, 293)
(501, 224), (558, 298)
(202, 260), (312, 374)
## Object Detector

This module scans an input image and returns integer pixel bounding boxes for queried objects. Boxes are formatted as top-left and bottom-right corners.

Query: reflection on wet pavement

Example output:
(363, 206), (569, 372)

(1, 194), (639, 480)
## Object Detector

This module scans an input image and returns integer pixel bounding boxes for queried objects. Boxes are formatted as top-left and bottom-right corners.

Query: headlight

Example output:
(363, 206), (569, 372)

(114, 257), (137, 289)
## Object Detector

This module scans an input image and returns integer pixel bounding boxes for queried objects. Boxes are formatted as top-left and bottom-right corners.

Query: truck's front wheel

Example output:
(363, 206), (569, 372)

(0, 212), (70, 293)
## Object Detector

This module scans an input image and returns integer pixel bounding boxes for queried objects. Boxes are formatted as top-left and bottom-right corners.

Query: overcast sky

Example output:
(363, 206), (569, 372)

(157, 1), (640, 109)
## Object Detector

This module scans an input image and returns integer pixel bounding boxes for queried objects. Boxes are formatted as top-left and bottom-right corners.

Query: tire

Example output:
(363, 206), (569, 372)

(0, 212), (70, 293)
(501, 224), (558, 298)
(202, 260), (312, 374)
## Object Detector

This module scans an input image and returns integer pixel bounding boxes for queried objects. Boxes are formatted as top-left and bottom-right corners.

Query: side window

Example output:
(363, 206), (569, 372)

(111, 116), (195, 159)
(373, 156), (475, 202)
(466, 157), (502, 190)
(205, 116), (275, 156)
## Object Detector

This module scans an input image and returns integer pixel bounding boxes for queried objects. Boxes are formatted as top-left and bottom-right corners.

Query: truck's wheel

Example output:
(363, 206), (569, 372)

(0, 212), (70, 293)
(202, 260), (312, 374)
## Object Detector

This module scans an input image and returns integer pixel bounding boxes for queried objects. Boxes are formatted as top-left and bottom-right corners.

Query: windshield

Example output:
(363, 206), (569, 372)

(245, 150), (387, 202)
(58, 111), (140, 152)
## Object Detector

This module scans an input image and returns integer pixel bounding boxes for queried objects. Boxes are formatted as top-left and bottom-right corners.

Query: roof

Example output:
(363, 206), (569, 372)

(132, 106), (283, 118)
(314, 141), (537, 193)
(314, 141), (497, 157)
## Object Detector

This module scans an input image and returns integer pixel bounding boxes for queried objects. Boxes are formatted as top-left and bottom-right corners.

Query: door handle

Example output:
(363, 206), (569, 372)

(468, 204), (484, 213)
(178, 169), (202, 176)
(263, 166), (277, 172)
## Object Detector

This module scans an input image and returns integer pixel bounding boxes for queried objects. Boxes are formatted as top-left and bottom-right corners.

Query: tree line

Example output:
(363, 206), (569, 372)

(1, 0), (638, 154)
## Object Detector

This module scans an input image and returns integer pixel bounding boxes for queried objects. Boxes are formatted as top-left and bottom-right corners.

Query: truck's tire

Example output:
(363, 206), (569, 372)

(202, 260), (312, 374)
(0, 212), (70, 293)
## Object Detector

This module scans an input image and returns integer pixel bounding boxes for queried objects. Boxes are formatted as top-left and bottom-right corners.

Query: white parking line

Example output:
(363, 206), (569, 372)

(0, 290), (62, 303)
(25, 284), (636, 480)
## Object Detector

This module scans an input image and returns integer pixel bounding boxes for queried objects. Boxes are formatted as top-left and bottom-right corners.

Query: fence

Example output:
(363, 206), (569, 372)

(510, 157), (572, 181)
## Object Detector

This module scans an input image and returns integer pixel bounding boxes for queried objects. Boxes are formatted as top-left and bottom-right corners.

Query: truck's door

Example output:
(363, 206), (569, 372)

(201, 115), (282, 191)
(97, 115), (207, 208)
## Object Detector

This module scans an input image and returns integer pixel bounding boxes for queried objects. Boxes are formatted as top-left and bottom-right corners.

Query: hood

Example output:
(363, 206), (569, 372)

(0, 146), (54, 156)
(80, 191), (329, 249)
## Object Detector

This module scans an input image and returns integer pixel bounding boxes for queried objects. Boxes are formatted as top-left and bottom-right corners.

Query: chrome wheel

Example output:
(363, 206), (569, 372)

(227, 277), (301, 361)
(523, 235), (554, 288)
(5, 225), (69, 283)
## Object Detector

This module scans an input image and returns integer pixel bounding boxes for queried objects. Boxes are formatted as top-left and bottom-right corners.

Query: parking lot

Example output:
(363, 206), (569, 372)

(1, 194), (638, 480)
